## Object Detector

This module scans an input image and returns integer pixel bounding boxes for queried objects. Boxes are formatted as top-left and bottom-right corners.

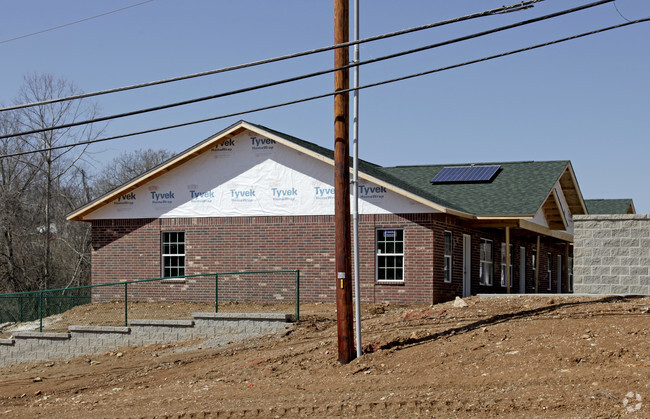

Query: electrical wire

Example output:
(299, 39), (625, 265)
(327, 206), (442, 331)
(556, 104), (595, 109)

(0, 0), (154, 45)
(0, 0), (615, 140)
(0, 0), (546, 112)
(2, 17), (646, 160)
(613, 0), (632, 23)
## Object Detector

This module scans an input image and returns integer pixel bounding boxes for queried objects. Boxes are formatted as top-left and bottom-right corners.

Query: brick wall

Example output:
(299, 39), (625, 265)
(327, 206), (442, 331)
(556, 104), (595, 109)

(91, 214), (571, 305)
(573, 214), (650, 295)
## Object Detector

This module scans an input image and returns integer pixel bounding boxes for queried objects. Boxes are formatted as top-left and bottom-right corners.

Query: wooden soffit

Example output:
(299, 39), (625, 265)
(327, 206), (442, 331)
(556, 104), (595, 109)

(558, 163), (587, 215)
(467, 218), (573, 243)
(541, 189), (568, 231)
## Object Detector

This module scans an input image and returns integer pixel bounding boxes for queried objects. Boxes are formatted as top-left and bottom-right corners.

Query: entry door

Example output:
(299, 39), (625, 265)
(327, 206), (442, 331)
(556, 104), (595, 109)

(557, 255), (562, 294)
(462, 234), (471, 298)
(519, 247), (526, 294)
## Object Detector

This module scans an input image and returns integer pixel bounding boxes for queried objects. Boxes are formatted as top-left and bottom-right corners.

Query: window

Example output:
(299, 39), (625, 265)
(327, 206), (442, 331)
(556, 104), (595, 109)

(376, 229), (404, 281)
(162, 232), (185, 278)
(444, 231), (452, 283)
(547, 253), (553, 291)
(500, 243), (514, 287)
(479, 239), (493, 286)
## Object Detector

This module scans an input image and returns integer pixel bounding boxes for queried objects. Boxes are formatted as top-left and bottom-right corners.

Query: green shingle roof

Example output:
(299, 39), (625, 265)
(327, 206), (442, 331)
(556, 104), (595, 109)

(585, 199), (634, 214)
(251, 122), (569, 217)
(379, 161), (569, 216)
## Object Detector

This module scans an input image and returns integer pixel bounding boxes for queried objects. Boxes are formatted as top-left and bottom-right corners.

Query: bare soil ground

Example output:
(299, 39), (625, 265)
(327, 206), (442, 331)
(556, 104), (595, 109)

(0, 295), (648, 418)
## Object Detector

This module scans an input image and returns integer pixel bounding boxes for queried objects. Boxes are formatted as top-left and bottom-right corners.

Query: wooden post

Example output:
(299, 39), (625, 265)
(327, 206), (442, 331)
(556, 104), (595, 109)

(535, 236), (540, 293)
(334, 0), (354, 364)
(564, 243), (570, 293)
(506, 227), (511, 294)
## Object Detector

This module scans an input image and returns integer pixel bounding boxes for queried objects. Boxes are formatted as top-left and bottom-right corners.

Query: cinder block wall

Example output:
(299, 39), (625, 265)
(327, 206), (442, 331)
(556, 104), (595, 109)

(0, 313), (292, 367)
(573, 214), (650, 294)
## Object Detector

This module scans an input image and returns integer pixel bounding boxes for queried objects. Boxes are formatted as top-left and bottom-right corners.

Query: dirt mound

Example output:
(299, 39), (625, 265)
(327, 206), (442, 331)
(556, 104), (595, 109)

(0, 296), (648, 417)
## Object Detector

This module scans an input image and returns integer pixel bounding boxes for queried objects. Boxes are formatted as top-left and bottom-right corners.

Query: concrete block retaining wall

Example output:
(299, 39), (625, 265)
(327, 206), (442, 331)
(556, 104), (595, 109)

(0, 313), (292, 367)
(573, 214), (650, 295)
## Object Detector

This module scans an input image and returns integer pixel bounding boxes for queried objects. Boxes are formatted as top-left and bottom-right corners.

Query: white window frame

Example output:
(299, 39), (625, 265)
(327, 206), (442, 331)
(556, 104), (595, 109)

(479, 238), (493, 286)
(500, 243), (514, 288)
(162, 231), (186, 279)
(444, 231), (452, 283)
(547, 252), (553, 291)
(376, 229), (404, 282)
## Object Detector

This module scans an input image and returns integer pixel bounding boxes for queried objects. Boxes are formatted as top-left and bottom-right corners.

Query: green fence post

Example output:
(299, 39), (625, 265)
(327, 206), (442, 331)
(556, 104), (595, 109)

(295, 270), (300, 322)
(124, 282), (128, 327)
(39, 291), (43, 332)
(19, 296), (23, 323)
(215, 274), (219, 313)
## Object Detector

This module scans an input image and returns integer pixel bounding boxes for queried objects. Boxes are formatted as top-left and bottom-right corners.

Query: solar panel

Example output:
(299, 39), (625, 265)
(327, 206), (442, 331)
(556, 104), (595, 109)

(431, 166), (471, 183)
(462, 165), (500, 182)
(431, 165), (500, 183)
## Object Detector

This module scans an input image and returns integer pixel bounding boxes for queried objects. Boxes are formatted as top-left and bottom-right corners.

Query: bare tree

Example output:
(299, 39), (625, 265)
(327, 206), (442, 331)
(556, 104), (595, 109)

(0, 111), (42, 292)
(3, 73), (104, 291)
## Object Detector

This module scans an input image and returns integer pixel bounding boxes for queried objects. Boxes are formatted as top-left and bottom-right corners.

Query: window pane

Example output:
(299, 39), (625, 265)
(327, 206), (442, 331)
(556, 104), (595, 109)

(444, 232), (452, 255)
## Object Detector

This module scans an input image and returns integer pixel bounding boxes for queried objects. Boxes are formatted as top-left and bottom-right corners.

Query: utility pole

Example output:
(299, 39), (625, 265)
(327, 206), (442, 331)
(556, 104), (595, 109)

(352, 0), (362, 359)
(334, 0), (354, 364)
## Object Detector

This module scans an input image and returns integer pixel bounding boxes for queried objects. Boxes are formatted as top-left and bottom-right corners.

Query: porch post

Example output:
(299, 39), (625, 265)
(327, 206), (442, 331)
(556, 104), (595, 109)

(506, 226), (511, 294)
(564, 243), (570, 293)
(535, 236), (540, 293)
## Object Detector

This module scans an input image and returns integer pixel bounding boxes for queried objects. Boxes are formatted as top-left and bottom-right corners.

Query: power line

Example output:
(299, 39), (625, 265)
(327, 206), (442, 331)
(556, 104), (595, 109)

(613, 0), (632, 23)
(0, 0), (615, 140)
(0, 0), (546, 112)
(0, 0), (154, 45)
(2, 17), (646, 160)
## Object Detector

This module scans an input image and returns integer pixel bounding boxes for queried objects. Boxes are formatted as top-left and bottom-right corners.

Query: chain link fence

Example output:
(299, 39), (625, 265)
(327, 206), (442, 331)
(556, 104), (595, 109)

(0, 290), (91, 330)
(0, 270), (299, 335)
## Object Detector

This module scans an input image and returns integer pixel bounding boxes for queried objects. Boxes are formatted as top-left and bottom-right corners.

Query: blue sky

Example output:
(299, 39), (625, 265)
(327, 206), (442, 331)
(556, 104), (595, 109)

(1, 0), (649, 213)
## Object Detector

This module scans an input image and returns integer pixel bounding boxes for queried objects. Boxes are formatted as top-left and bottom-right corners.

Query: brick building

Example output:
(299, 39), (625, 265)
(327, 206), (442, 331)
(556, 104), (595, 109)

(68, 121), (591, 304)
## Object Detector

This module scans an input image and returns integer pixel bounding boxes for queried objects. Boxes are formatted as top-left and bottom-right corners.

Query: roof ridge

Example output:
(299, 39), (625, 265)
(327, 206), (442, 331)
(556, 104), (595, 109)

(388, 160), (570, 169)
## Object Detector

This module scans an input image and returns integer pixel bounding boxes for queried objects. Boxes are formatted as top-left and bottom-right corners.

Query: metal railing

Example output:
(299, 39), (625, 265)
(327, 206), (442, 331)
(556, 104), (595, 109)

(0, 269), (299, 333)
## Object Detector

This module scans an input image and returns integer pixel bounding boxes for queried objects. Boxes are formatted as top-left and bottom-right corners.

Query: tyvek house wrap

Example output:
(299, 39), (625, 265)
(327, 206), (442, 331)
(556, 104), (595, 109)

(83, 131), (437, 220)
